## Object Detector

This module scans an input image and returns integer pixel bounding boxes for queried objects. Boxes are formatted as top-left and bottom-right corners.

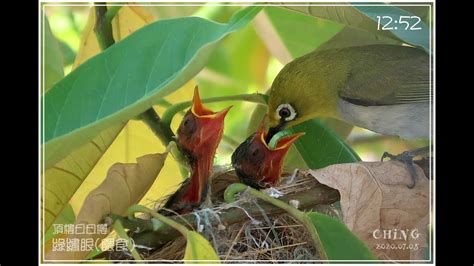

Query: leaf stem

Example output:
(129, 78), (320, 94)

(93, 3), (115, 50)
(127, 205), (190, 237)
(93, 2), (177, 147)
(161, 93), (268, 126)
(224, 183), (329, 260)
(112, 220), (143, 260)
(105, 5), (122, 24)
(139, 108), (175, 145)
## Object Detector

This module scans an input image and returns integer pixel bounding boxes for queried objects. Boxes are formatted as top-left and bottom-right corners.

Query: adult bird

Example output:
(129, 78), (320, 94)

(162, 87), (232, 214)
(232, 118), (304, 189)
(266, 44), (431, 187)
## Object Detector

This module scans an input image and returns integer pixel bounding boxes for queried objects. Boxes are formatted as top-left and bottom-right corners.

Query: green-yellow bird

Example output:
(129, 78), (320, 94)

(267, 44), (431, 187)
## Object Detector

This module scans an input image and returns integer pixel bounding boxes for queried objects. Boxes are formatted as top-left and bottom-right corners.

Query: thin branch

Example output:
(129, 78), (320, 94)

(93, 3), (175, 147)
(105, 5), (122, 24)
(93, 3), (115, 50)
(160, 93), (268, 126)
(108, 182), (340, 248)
(139, 108), (175, 146)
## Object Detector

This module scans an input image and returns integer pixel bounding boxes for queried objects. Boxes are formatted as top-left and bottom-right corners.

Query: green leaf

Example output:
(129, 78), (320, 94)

(284, 5), (429, 52)
(254, 7), (343, 63)
(316, 25), (401, 52)
(42, 6), (156, 234)
(267, 7), (344, 58)
(43, 203), (75, 243)
(306, 212), (377, 261)
(197, 19), (270, 144)
(398, 6), (431, 23)
(352, 5), (429, 51)
(184, 231), (220, 263)
(58, 40), (76, 66)
(44, 17), (64, 93)
(43, 6), (262, 168)
(289, 119), (360, 169)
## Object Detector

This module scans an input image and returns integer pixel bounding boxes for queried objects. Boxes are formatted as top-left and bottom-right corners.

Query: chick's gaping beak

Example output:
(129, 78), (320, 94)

(232, 118), (304, 189)
(174, 86), (232, 210)
(178, 86), (232, 157)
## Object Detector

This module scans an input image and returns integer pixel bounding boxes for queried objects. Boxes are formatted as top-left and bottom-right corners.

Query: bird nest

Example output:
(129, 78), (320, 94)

(121, 169), (340, 262)
(148, 213), (318, 262)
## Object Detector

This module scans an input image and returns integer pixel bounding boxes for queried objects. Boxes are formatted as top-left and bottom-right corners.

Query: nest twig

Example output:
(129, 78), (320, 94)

(149, 214), (318, 262)
(108, 170), (341, 262)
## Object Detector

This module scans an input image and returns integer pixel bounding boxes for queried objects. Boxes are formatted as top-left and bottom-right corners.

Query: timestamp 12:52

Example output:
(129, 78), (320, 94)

(377, 15), (422, 31)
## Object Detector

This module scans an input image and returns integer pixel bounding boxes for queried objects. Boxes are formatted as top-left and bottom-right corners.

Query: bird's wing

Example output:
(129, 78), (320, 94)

(338, 45), (431, 106)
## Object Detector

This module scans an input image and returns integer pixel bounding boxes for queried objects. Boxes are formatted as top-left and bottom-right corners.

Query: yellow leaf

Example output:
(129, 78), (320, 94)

(72, 5), (154, 68)
(43, 5), (156, 233)
(43, 124), (125, 230)
(111, 5), (155, 41)
(69, 79), (196, 215)
(45, 152), (168, 261)
(184, 231), (220, 263)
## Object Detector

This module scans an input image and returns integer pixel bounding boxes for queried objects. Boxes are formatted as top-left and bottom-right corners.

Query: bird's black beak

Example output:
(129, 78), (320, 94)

(266, 118), (287, 143)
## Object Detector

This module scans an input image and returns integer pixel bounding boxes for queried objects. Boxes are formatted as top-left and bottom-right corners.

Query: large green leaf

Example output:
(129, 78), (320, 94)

(290, 119), (360, 169)
(42, 5), (156, 234)
(284, 5), (429, 52)
(306, 212), (376, 260)
(183, 231), (220, 262)
(352, 5), (430, 51)
(316, 26), (401, 52)
(254, 6), (343, 64)
(44, 17), (64, 93)
(43, 6), (262, 168)
(266, 6), (344, 58)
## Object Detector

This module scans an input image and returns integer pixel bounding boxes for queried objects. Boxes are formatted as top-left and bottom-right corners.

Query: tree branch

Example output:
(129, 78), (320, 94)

(160, 93), (268, 127)
(108, 181), (340, 248)
(93, 4), (115, 50)
(139, 108), (175, 145)
(93, 3), (175, 146)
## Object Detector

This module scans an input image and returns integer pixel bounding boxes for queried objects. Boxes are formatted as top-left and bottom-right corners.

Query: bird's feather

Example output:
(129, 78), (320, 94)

(337, 45), (431, 106)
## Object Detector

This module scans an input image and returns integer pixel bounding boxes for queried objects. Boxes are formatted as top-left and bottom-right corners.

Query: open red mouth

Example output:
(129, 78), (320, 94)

(171, 86), (232, 212)
(231, 116), (304, 189)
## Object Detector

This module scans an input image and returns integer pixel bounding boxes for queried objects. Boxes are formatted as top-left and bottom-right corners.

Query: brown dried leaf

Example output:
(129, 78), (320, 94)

(409, 214), (430, 260)
(44, 152), (167, 261)
(307, 161), (429, 260)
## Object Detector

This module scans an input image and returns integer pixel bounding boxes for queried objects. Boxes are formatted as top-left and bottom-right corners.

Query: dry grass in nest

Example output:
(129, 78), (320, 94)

(141, 170), (340, 262)
(147, 213), (317, 262)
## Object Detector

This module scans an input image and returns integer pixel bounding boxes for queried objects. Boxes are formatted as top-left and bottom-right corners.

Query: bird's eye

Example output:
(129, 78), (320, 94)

(276, 103), (297, 122)
(279, 108), (290, 118)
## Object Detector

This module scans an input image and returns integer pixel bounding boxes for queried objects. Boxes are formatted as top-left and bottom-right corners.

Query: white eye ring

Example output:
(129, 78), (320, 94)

(276, 103), (297, 122)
